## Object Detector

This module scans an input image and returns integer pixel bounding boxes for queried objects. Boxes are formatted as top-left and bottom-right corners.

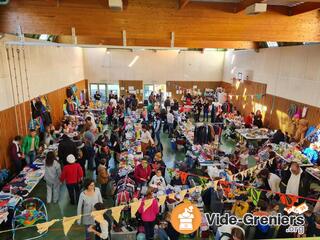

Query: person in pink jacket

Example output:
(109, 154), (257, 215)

(138, 189), (159, 240)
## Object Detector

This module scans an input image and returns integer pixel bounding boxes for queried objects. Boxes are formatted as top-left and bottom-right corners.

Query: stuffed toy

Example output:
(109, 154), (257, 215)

(294, 118), (309, 143)
(287, 114), (300, 137)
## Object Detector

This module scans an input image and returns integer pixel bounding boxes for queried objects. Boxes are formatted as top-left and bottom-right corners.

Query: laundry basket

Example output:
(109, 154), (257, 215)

(110, 230), (137, 240)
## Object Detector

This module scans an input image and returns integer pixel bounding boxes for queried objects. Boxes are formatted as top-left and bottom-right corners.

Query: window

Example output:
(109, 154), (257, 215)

(143, 84), (154, 100)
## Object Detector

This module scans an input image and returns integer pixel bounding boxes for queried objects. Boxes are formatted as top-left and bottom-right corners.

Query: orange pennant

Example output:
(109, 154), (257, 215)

(179, 171), (189, 185)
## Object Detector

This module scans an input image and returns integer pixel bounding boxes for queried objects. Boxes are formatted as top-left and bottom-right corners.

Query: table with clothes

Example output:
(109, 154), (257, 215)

(0, 163), (45, 225)
(272, 142), (313, 166)
(225, 116), (244, 129)
(235, 128), (272, 141)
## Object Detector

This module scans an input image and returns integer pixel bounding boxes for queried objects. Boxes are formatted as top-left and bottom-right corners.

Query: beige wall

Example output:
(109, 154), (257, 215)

(83, 48), (225, 84)
(223, 45), (320, 107)
(0, 35), (84, 111)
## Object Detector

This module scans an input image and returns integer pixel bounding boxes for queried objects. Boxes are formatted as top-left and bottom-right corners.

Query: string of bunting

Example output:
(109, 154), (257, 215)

(1, 158), (319, 236)
(229, 93), (265, 101)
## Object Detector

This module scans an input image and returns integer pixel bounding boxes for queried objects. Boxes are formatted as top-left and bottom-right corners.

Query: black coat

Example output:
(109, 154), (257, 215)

(58, 135), (78, 165)
(282, 169), (310, 197)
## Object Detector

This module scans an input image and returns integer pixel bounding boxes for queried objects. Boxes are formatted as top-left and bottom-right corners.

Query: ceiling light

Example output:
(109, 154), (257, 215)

(39, 34), (50, 41)
(128, 55), (139, 67)
(266, 42), (278, 48)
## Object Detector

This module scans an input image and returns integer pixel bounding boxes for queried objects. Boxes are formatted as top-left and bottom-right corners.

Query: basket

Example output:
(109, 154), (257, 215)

(110, 230), (137, 240)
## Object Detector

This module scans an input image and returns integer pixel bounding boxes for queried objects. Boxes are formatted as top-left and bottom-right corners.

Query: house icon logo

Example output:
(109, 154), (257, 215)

(171, 201), (201, 234)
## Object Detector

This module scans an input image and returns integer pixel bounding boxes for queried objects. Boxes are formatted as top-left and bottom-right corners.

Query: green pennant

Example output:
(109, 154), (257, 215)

(248, 188), (261, 206)
(199, 177), (209, 188)
(167, 168), (174, 178)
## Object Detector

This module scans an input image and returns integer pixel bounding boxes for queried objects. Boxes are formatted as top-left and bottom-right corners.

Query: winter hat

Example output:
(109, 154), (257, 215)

(67, 154), (76, 164)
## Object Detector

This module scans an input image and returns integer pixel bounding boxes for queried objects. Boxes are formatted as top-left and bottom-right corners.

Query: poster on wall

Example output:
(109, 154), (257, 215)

(129, 90), (136, 94)
(128, 86), (134, 91)
(193, 85), (197, 89)
(120, 87), (125, 91)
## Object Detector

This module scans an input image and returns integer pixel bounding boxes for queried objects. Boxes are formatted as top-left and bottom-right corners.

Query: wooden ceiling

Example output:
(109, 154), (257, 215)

(0, 0), (319, 49)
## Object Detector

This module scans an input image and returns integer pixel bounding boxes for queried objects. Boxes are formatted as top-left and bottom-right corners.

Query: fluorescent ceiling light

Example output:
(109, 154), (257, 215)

(128, 55), (139, 67)
(39, 34), (50, 41)
(266, 41), (278, 48)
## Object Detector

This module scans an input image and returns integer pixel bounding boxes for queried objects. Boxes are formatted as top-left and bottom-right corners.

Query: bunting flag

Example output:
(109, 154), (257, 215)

(111, 205), (126, 223)
(213, 180), (219, 191)
(130, 200), (142, 218)
(280, 194), (298, 208)
(248, 188), (261, 206)
(180, 171), (189, 185)
(91, 209), (107, 224)
(180, 189), (188, 200)
(158, 195), (167, 206)
(168, 193), (176, 200)
(63, 215), (81, 236)
(167, 168), (175, 178)
(188, 187), (197, 194)
(36, 219), (59, 234)
(199, 177), (209, 187)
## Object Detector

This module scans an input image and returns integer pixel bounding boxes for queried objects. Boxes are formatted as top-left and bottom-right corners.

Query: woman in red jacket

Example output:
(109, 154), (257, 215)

(60, 154), (83, 205)
(134, 158), (151, 189)
(138, 189), (159, 240)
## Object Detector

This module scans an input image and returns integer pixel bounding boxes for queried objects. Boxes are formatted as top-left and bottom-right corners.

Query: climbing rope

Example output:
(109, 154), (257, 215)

(5, 47), (20, 135)
(16, 47), (28, 135)
(11, 47), (23, 135)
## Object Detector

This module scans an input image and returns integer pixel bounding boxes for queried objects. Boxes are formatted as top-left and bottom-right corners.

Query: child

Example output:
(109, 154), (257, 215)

(149, 169), (166, 191)
(97, 158), (109, 198)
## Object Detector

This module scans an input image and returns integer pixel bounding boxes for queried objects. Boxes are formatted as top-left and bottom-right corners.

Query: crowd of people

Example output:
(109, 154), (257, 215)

(6, 89), (320, 240)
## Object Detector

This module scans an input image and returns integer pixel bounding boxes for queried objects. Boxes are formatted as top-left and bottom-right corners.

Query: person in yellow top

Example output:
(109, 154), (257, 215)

(231, 195), (249, 218)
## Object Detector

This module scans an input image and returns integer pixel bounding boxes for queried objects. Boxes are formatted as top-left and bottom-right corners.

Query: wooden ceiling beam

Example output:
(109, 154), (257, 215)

(1, 0), (320, 43)
(179, 0), (190, 9)
(55, 35), (257, 49)
(235, 0), (264, 13)
(288, 2), (320, 16)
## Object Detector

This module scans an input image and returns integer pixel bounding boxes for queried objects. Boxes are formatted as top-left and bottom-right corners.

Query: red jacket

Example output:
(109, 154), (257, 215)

(244, 115), (253, 126)
(138, 198), (159, 222)
(60, 163), (83, 184)
(134, 164), (151, 184)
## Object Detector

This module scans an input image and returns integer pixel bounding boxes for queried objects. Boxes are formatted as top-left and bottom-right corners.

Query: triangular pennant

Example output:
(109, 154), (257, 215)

(180, 189), (188, 200)
(188, 187), (197, 194)
(91, 209), (107, 224)
(167, 168), (175, 178)
(199, 177), (209, 188)
(143, 199), (154, 211)
(168, 193), (176, 200)
(248, 188), (261, 206)
(111, 205), (125, 223)
(179, 171), (189, 185)
(130, 200), (142, 218)
(280, 194), (298, 208)
(213, 180), (219, 191)
(63, 215), (81, 236)
(36, 219), (59, 234)
(157, 195), (167, 206)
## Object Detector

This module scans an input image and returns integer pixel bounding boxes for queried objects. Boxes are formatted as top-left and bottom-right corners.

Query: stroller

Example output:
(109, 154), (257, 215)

(12, 197), (48, 240)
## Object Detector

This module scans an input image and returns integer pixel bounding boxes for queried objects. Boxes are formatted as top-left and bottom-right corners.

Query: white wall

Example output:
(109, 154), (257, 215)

(223, 45), (320, 107)
(83, 48), (225, 84)
(0, 35), (84, 111)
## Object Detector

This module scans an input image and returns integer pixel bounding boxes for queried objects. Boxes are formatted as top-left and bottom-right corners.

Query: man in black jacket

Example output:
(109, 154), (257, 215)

(58, 134), (78, 166)
(282, 162), (310, 198)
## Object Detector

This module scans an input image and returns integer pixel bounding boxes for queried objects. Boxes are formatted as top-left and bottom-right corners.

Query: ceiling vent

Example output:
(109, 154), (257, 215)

(245, 3), (267, 15)
(108, 0), (123, 11)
